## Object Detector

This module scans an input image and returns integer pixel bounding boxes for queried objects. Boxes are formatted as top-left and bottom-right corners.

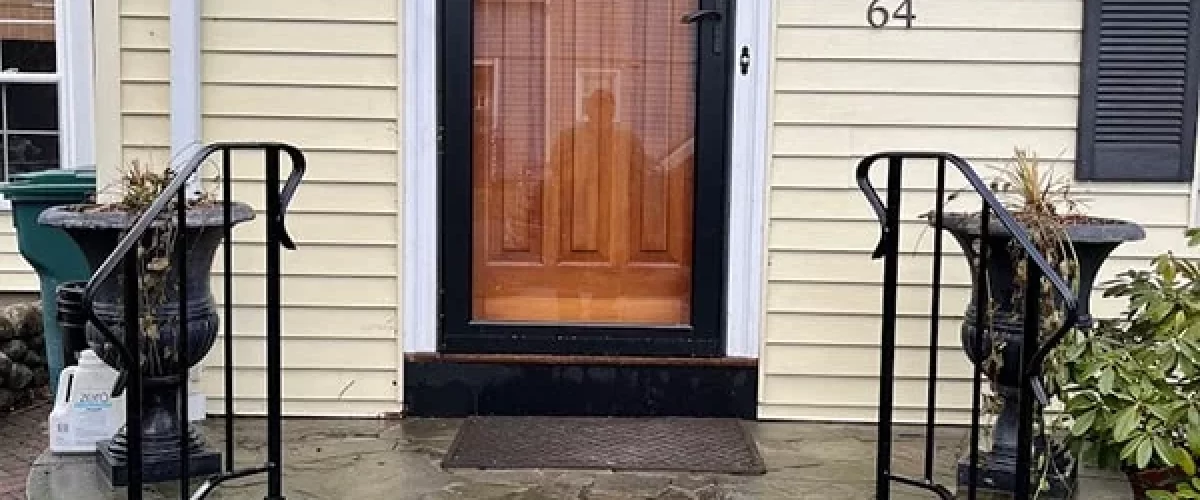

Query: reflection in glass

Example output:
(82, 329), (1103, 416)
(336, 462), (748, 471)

(471, 0), (697, 325)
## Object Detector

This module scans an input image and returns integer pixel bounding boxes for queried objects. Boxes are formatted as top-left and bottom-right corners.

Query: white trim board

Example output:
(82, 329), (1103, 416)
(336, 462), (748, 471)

(401, 1), (771, 358)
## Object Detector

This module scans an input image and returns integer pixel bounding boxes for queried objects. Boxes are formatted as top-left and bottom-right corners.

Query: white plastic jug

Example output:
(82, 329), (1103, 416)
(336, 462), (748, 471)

(49, 349), (126, 454)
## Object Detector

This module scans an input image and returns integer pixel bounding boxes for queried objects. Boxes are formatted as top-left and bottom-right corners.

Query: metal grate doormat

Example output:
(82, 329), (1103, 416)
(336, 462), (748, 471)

(441, 416), (767, 474)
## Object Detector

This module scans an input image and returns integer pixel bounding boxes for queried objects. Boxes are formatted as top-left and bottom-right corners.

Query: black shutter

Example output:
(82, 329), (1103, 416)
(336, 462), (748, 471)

(1077, 0), (1200, 181)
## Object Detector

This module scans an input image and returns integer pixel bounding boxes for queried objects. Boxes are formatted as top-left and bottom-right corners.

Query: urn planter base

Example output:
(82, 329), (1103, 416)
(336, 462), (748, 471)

(956, 441), (1078, 499)
(96, 439), (220, 487)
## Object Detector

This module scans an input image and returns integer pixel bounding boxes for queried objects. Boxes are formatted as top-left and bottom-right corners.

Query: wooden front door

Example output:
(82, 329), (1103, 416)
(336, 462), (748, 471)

(440, 0), (732, 356)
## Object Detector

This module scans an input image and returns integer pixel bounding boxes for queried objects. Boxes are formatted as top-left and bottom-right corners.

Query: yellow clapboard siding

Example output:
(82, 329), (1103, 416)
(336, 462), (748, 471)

(212, 243), (397, 275)
(202, 0), (397, 22)
(210, 275), (396, 307)
(206, 337), (394, 371)
(202, 52), (398, 87)
(776, 27), (1078, 63)
(219, 305), (397, 340)
(114, 7), (403, 418)
(769, 251), (973, 286)
(204, 117), (398, 152)
(203, 19), (396, 55)
(773, 124), (1077, 160)
(764, 344), (973, 380)
(199, 180), (397, 214)
(767, 282), (970, 317)
(770, 188), (1189, 227)
(229, 211), (398, 243)
(776, 1), (1081, 30)
(762, 0), (1198, 422)
(774, 60), (1080, 95)
(198, 369), (397, 402)
(765, 313), (963, 347)
(774, 93), (1078, 128)
(0, 212), (35, 291)
(120, 17), (169, 49)
(762, 375), (974, 411)
(122, 147), (399, 184)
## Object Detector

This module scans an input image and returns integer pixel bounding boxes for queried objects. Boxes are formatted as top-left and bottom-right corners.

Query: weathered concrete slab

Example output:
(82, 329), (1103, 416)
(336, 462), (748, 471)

(27, 419), (1135, 499)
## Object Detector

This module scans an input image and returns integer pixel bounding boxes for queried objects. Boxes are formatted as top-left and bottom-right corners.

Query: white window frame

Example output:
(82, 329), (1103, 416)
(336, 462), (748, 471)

(0, 0), (95, 208)
(401, 0), (772, 358)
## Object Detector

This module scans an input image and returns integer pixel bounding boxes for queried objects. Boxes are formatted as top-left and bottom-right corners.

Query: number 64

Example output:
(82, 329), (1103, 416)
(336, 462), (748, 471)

(867, 0), (916, 28)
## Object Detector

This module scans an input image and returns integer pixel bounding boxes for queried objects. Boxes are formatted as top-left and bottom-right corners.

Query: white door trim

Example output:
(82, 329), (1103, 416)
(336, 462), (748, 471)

(725, 0), (772, 358)
(401, 0), (440, 353)
(401, 1), (772, 357)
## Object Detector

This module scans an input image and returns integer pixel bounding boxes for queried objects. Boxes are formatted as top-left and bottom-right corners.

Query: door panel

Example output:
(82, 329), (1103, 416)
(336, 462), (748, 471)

(470, 0), (696, 325)
(439, 0), (731, 356)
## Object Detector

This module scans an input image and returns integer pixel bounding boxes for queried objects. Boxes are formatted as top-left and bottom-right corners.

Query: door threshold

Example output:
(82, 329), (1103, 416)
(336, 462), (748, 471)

(406, 353), (756, 368)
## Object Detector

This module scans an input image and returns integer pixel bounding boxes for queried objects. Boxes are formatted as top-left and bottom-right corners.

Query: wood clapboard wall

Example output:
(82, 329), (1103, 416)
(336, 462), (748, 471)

(117, 0), (402, 417)
(761, 0), (1200, 423)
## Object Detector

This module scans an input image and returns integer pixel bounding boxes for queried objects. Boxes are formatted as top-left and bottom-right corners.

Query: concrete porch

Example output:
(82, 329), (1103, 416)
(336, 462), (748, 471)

(27, 418), (1135, 499)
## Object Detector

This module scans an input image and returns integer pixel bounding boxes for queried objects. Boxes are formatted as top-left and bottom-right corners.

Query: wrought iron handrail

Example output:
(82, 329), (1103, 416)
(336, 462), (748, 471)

(78, 142), (306, 500)
(856, 151), (1081, 363)
(856, 151), (1082, 500)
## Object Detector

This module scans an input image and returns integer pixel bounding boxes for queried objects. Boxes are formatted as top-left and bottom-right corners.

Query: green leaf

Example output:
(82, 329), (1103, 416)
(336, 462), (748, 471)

(1146, 491), (1173, 500)
(1124, 435), (1147, 461)
(1154, 437), (1177, 466)
(1179, 448), (1196, 476)
(1139, 437), (1155, 469)
(1100, 368), (1116, 394)
(1115, 406), (1141, 442)
(1071, 410), (1098, 436)
(1193, 477), (1200, 490)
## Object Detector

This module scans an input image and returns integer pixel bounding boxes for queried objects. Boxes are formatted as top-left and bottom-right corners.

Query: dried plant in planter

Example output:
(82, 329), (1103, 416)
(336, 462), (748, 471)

(37, 159), (254, 483)
(925, 148), (1145, 496)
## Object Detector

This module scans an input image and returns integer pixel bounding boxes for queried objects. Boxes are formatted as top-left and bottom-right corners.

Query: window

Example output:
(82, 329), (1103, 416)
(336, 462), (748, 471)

(1076, 0), (1200, 182)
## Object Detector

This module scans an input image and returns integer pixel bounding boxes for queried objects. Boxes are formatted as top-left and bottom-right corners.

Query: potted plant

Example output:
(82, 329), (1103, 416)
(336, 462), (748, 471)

(1054, 230), (1200, 499)
(929, 149), (1145, 495)
(37, 161), (253, 485)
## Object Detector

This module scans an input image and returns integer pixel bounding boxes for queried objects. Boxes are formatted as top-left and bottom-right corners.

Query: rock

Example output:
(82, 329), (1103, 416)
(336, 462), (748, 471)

(1, 338), (28, 362)
(0, 350), (10, 376)
(0, 312), (14, 341)
(0, 388), (14, 409)
(4, 361), (32, 389)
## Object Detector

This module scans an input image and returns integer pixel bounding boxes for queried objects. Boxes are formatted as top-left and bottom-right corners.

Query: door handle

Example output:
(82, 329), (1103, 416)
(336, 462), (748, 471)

(680, 9), (724, 55)
(680, 9), (721, 24)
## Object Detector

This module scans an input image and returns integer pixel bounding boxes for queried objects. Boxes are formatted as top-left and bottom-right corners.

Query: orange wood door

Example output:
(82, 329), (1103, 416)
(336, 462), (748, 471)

(471, 0), (697, 325)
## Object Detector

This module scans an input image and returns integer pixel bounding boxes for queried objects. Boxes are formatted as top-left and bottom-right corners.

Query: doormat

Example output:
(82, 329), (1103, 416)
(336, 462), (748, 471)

(441, 416), (767, 474)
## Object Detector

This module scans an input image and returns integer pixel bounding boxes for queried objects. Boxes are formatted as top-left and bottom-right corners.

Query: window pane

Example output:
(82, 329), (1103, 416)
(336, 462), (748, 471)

(0, 1), (54, 73)
(7, 133), (58, 176)
(3, 40), (53, 72)
(7, 84), (56, 130)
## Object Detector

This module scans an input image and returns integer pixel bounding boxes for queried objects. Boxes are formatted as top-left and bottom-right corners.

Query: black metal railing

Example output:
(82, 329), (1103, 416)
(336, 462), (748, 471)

(856, 152), (1081, 500)
(81, 142), (305, 500)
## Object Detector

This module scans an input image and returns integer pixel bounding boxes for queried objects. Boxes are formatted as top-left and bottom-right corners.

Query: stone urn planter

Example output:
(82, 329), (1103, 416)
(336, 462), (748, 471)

(39, 202), (254, 485)
(935, 212), (1145, 496)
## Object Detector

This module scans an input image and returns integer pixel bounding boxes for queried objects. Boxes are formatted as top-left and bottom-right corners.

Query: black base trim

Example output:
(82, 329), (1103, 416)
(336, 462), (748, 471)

(404, 356), (757, 418)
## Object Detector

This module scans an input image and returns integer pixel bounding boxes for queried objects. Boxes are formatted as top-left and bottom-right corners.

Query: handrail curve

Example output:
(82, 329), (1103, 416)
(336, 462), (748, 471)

(855, 151), (1080, 377)
(80, 142), (306, 379)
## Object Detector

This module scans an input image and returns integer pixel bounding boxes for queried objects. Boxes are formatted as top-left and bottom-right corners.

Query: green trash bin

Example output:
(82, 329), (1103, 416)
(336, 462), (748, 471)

(0, 168), (96, 397)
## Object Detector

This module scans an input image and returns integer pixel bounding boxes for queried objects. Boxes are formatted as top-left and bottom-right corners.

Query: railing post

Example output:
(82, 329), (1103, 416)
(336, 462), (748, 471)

(176, 185), (191, 499)
(123, 251), (143, 500)
(264, 146), (285, 499)
(924, 157), (947, 482)
(1013, 256), (1042, 500)
(874, 155), (904, 500)
(222, 147), (235, 473)
(967, 204), (990, 500)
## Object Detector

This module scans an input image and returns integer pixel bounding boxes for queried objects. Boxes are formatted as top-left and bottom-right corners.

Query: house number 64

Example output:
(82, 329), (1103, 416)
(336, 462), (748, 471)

(867, 0), (916, 28)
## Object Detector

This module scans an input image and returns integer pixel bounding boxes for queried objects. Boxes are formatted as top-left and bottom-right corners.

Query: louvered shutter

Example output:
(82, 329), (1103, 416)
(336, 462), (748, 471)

(1077, 0), (1200, 181)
